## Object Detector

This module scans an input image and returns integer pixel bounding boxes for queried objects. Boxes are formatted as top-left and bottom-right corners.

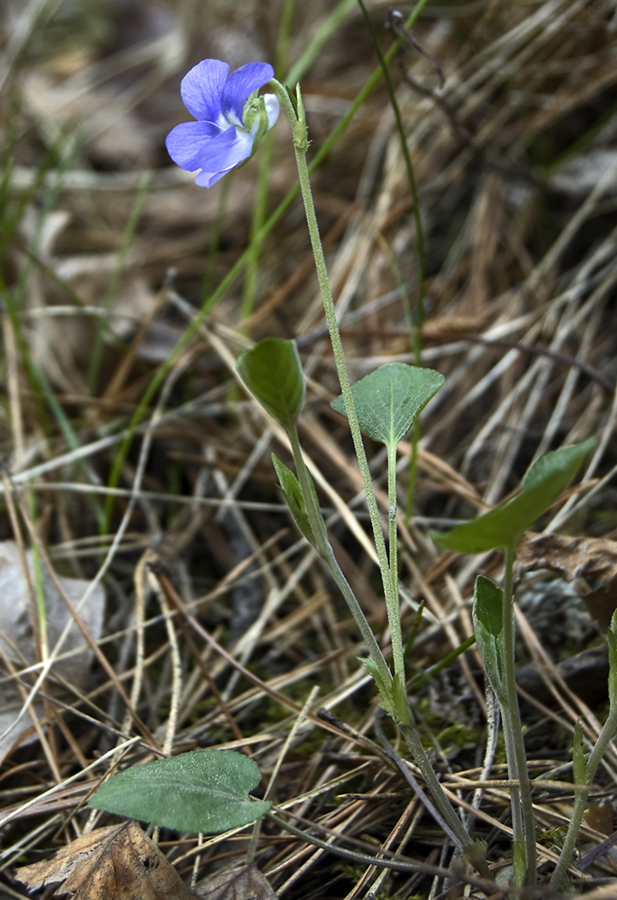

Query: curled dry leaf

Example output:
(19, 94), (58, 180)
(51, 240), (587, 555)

(518, 532), (617, 630)
(14, 821), (199, 900)
(195, 864), (277, 900)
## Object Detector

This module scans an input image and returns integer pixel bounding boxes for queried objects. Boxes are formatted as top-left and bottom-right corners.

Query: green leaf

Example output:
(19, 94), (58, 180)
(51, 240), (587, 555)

(89, 750), (272, 833)
(431, 438), (596, 553)
(330, 363), (444, 449)
(472, 575), (506, 701)
(236, 338), (305, 430)
(272, 453), (314, 544)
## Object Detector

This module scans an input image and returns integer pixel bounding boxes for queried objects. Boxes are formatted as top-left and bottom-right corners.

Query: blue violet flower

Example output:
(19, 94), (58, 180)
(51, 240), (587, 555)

(166, 59), (279, 187)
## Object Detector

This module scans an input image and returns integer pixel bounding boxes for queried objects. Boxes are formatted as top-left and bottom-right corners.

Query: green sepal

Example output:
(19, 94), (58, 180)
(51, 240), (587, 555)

(243, 92), (275, 152)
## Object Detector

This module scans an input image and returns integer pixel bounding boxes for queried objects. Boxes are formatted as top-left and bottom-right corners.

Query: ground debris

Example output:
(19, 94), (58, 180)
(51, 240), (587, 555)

(518, 532), (617, 630)
(14, 822), (199, 900)
(195, 864), (277, 900)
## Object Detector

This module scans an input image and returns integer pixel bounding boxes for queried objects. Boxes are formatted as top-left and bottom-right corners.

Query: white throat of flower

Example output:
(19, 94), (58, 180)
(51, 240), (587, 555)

(242, 91), (279, 152)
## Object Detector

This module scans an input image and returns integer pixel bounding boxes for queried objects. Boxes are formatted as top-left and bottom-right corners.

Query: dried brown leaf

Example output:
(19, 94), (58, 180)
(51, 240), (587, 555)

(14, 822), (199, 900)
(584, 802), (614, 838)
(195, 864), (277, 900)
(518, 532), (617, 629)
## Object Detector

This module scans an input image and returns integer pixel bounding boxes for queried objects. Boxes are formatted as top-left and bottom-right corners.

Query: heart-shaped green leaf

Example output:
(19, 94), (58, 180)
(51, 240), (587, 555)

(431, 438), (595, 553)
(331, 363), (444, 450)
(89, 750), (271, 834)
(236, 338), (305, 430)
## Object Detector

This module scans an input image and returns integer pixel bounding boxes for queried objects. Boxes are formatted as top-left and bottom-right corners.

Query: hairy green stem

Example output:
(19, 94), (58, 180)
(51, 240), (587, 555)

(551, 686), (617, 888)
(287, 425), (392, 690)
(501, 544), (537, 885)
(270, 81), (481, 871)
(271, 80), (406, 697)
(550, 779), (588, 890)
(356, 0), (426, 523)
(398, 718), (479, 860)
(387, 443), (398, 600)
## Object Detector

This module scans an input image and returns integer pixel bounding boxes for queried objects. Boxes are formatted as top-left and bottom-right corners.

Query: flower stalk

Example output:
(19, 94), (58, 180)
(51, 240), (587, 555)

(270, 79), (408, 705)
(268, 78), (484, 868)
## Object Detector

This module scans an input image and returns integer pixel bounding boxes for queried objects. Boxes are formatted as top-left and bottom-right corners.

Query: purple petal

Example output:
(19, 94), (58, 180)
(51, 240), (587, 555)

(192, 126), (255, 187)
(194, 169), (228, 188)
(166, 121), (221, 170)
(180, 59), (229, 122)
(221, 62), (275, 125)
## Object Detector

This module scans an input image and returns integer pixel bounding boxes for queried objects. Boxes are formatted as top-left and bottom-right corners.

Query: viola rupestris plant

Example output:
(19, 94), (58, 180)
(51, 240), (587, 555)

(89, 51), (605, 894)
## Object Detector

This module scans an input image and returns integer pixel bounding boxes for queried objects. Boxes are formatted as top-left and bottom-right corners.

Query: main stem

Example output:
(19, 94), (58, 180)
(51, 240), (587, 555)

(288, 424), (392, 690)
(271, 82), (481, 870)
(272, 82), (406, 692)
(398, 717), (481, 861)
(501, 544), (537, 885)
